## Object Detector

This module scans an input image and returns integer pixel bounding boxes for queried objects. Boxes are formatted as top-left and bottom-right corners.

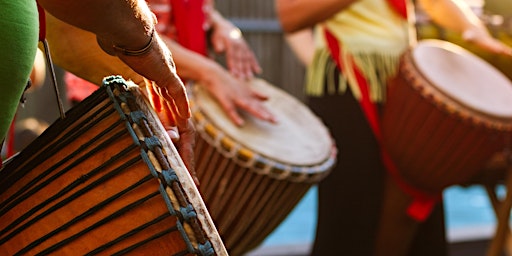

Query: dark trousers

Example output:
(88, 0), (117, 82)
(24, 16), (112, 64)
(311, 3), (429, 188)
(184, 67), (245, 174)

(308, 89), (447, 256)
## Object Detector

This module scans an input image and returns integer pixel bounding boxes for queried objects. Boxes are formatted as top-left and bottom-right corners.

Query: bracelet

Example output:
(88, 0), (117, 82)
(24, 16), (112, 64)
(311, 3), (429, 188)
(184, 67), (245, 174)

(112, 28), (155, 56)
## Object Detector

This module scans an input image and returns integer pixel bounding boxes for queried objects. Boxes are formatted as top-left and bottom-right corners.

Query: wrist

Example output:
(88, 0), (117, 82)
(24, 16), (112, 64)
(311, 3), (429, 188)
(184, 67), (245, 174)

(196, 61), (224, 86)
(462, 26), (489, 42)
(112, 27), (155, 56)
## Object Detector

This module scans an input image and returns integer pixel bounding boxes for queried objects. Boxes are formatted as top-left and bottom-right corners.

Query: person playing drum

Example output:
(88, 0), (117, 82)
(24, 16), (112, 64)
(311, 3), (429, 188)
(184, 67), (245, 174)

(44, 1), (277, 183)
(47, 0), (276, 127)
(1, 0), (193, 171)
(276, 0), (512, 255)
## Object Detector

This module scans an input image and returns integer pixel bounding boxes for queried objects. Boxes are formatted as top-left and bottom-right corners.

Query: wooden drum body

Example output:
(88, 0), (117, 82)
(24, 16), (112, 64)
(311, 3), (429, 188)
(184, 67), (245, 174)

(189, 78), (336, 255)
(382, 39), (512, 194)
(0, 76), (227, 256)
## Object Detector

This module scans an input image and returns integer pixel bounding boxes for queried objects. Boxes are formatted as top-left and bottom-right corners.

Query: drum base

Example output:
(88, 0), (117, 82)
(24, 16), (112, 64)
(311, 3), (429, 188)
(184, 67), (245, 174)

(476, 153), (512, 256)
(374, 175), (421, 256)
(376, 152), (512, 256)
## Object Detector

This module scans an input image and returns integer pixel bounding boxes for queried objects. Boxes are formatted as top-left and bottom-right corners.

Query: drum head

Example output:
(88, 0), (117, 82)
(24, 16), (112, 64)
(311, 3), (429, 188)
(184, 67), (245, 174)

(412, 39), (512, 119)
(191, 78), (333, 167)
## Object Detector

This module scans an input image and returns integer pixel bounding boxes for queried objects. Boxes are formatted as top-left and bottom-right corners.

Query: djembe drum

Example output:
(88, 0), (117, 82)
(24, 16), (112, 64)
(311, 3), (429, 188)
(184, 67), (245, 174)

(382, 39), (512, 194)
(375, 39), (512, 256)
(0, 76), (227, 256)
(189, 78), (336, 255)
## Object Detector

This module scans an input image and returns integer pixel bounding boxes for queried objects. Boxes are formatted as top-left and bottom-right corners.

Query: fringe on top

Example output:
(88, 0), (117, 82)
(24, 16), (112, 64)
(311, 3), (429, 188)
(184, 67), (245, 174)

(305, 47), (402, 103)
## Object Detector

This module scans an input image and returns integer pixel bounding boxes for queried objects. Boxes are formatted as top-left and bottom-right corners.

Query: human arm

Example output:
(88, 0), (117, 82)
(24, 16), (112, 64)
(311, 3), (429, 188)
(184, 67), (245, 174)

(419, 0), (512, 55)
(39, 0), (190, 120)
(285, 28), (316, 66)
(45, 13), (144, 86)
(161, 37), (276, 126)
(275, 0), (358, 33)
(207, 8), (262, 79)
(29, 48), (47, 91)
(39, 0), (194, 178)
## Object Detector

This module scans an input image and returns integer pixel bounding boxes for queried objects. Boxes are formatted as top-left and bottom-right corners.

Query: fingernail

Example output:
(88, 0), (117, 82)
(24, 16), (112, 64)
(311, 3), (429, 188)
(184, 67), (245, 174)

(167, 130), (179, 139)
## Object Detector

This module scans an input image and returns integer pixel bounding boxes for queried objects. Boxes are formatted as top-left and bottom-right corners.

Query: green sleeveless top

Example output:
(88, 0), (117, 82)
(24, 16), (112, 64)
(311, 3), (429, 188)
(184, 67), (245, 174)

(0, 0), (39, 142)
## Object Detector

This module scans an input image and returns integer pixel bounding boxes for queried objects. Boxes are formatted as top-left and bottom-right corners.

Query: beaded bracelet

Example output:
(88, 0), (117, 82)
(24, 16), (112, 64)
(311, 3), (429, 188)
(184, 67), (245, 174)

(112, 28), (155, 56)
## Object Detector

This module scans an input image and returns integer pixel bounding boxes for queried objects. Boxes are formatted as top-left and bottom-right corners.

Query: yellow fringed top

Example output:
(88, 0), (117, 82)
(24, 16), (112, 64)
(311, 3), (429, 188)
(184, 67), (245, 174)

(306, 0), (410, 103)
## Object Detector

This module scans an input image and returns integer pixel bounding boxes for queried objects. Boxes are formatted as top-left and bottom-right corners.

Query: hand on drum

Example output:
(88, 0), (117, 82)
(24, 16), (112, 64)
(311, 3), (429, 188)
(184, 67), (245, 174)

(100, 34), (192, 123)
(143, 80), (199, 186)
(463, 26), (512, 57)
(200, 69), (277, 126)
(208, 10), (262, 80)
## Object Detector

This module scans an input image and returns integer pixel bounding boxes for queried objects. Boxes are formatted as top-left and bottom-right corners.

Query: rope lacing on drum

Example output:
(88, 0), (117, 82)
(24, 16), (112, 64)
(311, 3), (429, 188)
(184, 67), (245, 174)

(190, 96), (336, 184)
(104, 76), (216, 256)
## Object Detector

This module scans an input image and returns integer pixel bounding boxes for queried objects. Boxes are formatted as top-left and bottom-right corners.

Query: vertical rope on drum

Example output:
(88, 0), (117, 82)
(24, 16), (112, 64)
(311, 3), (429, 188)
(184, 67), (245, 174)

(208, 159), (241, 217)
(2, 154), (142, 249)
(110, 225), (185, 256)
(106, 78), (215, 256)
(85, 213), (175, 255)
(131, 118), (210, 252)
(0, 101), (115, 195)
(0, 128), (129, 218)
(31, 177), (158, 256)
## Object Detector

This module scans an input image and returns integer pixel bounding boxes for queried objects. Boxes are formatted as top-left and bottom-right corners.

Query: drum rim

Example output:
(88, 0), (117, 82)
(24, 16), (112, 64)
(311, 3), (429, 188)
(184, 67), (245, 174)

(400, 41), (512, 131)
(189, 78), (337, 183)
(190, 103), (336, 183)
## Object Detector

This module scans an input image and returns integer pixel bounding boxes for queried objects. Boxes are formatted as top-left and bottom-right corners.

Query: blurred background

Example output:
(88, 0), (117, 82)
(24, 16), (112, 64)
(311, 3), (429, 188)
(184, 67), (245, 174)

(5, 0), (512, 255)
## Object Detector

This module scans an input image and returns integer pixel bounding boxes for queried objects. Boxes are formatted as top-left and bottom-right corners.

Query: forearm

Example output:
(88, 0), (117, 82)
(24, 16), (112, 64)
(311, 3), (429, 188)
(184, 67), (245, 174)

(39, 0), (154, 51)
(41, 0), (183, 97)
(162, 37), (222, 83)
(418, 0), (486, 35)
(275, 0), (357, 33)
(208, 9), (236, 33)
(285, 28), (315, 66)
(45, 13), (144, 86)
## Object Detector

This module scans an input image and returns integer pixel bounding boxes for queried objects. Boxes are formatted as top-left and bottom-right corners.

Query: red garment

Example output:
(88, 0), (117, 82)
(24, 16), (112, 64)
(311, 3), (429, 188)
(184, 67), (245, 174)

(150, 0), (209, 56)
(387, 0), (408, 19)
(169, 0), (207, 56)
(323, 28), (439, 222)
(65, 72), (99, 103)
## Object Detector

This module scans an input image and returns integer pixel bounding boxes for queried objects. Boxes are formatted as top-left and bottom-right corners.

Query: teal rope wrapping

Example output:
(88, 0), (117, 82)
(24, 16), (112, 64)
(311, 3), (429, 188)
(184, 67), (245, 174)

(159, 169), (180, 217)
(105, 83), (127, 122)
(117, 86), (135, 104)
(140, 148), (159, 179)
(175, 219), (196, 253)
(157, 179), (178, 216)
(138, 147), (178, 222)
(179, 205), (197, 222)
(103, 76), (214, 255)
(130, 111), (146, 126)
(161, 168), (179, 184)
(198, 241), (215, 256)
(144, 136), (162, 152)
(103, 75), (125, 85)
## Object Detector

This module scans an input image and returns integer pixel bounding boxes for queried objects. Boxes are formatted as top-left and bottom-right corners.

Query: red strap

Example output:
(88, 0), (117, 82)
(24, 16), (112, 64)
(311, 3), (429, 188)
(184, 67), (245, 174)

(387, 0), (408, 19)
(6, 119), (16, 158)
(37, 2), (46, 41)
(324, 29), (439, 221)
(169, 0), (207, 56)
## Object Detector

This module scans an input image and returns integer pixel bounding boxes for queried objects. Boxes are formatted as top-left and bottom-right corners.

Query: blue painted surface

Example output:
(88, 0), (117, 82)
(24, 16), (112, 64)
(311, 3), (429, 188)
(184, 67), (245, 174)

(259, 184), (503, 247)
